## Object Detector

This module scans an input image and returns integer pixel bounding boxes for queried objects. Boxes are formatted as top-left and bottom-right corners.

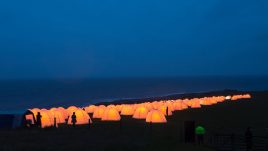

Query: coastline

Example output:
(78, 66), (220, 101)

(0, 89), (264, 113)
(94, 89), (253, 106)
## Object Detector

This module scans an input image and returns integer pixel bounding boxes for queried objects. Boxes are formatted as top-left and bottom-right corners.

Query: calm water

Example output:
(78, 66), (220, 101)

(0, 76), (268, 112)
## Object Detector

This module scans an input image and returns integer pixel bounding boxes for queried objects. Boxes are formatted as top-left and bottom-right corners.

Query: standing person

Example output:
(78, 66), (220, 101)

(36, 112), (42, 128)
(245, 127), (253, 151)
(166, 106), (169, 116)
(71, 112), (77, 127)
(195, 126), (205, 145)
(54, 117), (57, 128)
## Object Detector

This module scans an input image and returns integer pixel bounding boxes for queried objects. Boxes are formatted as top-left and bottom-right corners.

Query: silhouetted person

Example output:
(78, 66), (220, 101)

(54, 117), (57, 128)
(36, 112), (42, 128)
(71, 112), (77, 127)
(195, 126), (205, 145)
(166, 106), (169, 116)
(245, 127), (253, 151)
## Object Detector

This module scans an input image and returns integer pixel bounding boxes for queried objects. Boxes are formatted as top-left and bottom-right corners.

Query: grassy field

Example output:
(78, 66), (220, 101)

(0, 91), (267, 151)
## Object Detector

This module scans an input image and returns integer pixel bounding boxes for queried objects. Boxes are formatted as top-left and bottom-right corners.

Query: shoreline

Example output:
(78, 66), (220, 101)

(0, 89), (265, 114)
(94, 89), (255, 105)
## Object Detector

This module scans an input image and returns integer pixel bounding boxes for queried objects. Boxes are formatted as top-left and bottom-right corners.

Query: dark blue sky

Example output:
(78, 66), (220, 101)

(0, 0), (267, 79)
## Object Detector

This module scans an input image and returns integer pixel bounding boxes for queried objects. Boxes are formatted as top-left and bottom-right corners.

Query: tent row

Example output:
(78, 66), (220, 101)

(24, 94), (251, 128)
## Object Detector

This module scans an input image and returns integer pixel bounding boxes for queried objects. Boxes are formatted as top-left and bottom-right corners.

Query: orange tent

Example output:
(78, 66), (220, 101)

(57, 107), (68, 120)
(101, 108), (121, 121)
(115, 105), (123, 112)
(173, 101), (184, 110)
(133, 106), (149, 119)
(67, 106), (78, 116)
(68, 109), (92, 125)
(158, 105), (172, 116)
(93, 107), (105, 119)
(84, 105), (96, 113)
(50, 109), (65, 124)
(190, 99), (201, 108)
(39, 110), (54, 128)
(107, 104), (116, 109)
(121, 105), (134, 116)
(146, 110), (167, 123)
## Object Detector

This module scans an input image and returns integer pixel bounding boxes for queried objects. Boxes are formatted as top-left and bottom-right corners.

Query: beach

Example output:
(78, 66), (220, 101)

(0, 90), (267, 151)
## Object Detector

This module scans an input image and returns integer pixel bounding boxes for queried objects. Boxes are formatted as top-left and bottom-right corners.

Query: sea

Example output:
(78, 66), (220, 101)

(0, 76), (268, 113)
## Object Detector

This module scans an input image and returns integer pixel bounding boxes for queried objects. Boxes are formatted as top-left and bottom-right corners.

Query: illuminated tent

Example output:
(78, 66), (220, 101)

(121, 105), (135, 116)
(93, 107), (105, 119)
(101, 108), (121, 121)
(67, 106), (78, 116)
(57, 107), (68, 120)
(107, 104), (116, 109)
(146, 110), (167, 123)
(133, 106), (149, 119)
(68, 109), (92, 125)
(115, 105), (123, 112)
(84, 105), (96, 113)
(39, 110), (54, 128)
(158, 105), (172, 116)
(50, 109), (65, 124)
(190, 99), (201, 108)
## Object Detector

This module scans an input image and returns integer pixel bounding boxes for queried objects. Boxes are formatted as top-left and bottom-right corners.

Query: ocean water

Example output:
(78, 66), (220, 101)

(0, 76), (268, 112)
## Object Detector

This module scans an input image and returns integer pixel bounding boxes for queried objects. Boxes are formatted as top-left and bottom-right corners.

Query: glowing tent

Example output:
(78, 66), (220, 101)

(50, 109), (65, 124)
(67, 106), (78, 116)
(39, 110), (54, 128)
(68, 109), (92, 125)
(93, 107), (105, 119)
(57, 107), (68, 120)
(101, 108), (121, 121)
(84, 105), (96, 113)
(146, 110), (167, 123)
(158, 105), (172, 116)
(133, 106), (149, 119)
(120, 105), (135, 116)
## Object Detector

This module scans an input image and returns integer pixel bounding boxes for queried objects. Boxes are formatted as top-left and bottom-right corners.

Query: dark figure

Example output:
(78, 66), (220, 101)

(245, 127), (253, 151)
(71, 112), (77, 127)
(54, 117), (57, 128)
(36, 112), (42, 128)
(166, 106), (169, 116)
(195, 126), (205, 145)
(197, 134), (204, 145)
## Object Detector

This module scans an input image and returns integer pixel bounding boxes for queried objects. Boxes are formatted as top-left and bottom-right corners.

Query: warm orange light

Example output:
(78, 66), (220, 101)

(121, 105), (135, 116)
(101, 108), (121, 121)
(133, 106), (149, 119)
(146, 110), (167, 123)
(68, 109), (92, 125)
(93, 107), (105, 119)
(158, 105), (172, 116)
(67, 106), (79, 116)
(84, 105), (96, 113)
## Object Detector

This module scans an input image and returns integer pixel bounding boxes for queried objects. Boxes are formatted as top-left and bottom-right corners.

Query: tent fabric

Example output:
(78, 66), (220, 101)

(133, 106), (149, 119)
(146, 110), (167, 123)
(101, 108), (121, 121)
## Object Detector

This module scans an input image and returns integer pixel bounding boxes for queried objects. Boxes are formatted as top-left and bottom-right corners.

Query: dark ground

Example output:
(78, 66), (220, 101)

(0, 90), (267, 151)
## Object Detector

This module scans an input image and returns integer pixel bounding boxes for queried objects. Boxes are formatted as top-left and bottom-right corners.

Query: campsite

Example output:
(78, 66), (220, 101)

(0, 90), (267, 151)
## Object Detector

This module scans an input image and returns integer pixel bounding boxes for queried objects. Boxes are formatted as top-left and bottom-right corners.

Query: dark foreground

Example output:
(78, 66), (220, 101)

(0, 91), (267, 151)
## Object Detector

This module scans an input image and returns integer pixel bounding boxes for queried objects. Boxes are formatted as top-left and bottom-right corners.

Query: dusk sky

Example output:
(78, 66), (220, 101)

(0, 0), (268, 79)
